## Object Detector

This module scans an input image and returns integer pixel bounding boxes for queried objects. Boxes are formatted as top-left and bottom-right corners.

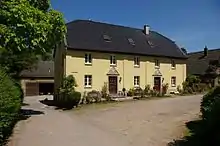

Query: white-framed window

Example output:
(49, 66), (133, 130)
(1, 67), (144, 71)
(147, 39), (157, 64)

(85, 53), (92, 64)
(84, 75), (92, 87)
(110, 55), (116, 66)
(171, 60), (176, 69)
(171, 76), (176, 87)
(155, 59), (160, 68)
(134, 56), (140, 67)
(134, 76), (140, 86)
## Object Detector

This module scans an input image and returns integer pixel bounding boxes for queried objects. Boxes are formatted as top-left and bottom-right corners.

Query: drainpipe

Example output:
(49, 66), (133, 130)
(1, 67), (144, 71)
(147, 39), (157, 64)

(123, 58), (125, 89)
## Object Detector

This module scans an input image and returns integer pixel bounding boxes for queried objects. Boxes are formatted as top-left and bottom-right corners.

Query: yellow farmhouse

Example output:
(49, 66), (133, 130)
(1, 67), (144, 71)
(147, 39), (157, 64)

(54, 20), (187, 96)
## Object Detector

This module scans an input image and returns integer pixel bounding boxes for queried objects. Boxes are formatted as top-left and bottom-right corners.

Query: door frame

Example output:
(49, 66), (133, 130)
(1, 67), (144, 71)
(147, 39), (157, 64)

(108, 76), (118, 94)
(153, 76), (161, 93)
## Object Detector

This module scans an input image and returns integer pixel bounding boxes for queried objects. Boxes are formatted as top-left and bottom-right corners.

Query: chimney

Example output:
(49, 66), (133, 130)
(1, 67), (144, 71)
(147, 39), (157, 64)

(204, 46), (208, 56)
(144, 25), (150, 35)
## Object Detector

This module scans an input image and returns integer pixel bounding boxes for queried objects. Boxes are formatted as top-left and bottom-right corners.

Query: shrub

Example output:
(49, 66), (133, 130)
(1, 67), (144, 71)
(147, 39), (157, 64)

(58, 75), (81, 109)
(177, 85), (182, 93)
(58, 91), (81, 109)
(127, 88), (135, 96)
(0, 69), (22, 145)
(162, 83), (169, 96)
(144, 85), (151, 96)
(134, 87), (144, 97)
(87, 90), (101, 103)
(101, 82), (111, 101)
(200, 86), (220, 144)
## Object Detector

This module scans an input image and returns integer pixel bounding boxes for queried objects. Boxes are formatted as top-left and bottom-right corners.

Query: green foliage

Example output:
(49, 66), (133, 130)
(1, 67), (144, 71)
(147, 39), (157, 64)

(177, 85), (182, 93)
(127, 88), (135, 97)
(144, 84), (151, 95)
(0, 0), (66, 77)
(0, 69), (22, 145)
(58, 75), (80, 109)
(182, 75), (209, 94)
(133, 87), (144, 97)
(201, 86), (220, 120)
(162, 83), (169, 96)
(101, 82), (111, 101)
(86, 90), (102, 103)
(59, 75), (77, 94)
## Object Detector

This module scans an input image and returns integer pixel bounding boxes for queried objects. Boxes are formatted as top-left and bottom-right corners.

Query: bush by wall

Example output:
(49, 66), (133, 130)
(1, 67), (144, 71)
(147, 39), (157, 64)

(0, 69), (22, 145)
(57, 75), (81, 109)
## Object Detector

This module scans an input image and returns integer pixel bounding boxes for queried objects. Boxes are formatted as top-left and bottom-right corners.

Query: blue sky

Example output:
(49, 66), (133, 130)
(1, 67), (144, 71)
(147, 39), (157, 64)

(51, 0), (220, 52)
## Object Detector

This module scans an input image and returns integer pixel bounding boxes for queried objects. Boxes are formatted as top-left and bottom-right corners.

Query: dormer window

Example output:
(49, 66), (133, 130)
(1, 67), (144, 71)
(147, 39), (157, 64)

(103, 34), (111, 42)
(128, 38), (135, 46)
(148, 40), (154, 47)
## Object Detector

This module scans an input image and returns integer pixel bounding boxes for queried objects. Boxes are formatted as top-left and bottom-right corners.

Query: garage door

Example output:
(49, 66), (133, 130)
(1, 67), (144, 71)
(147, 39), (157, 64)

(25, 82), (39, 96)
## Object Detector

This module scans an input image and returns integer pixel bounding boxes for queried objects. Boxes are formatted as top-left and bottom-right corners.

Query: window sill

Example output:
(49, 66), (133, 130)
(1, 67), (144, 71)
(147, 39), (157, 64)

(171, 67), (176, 70)
(110, 64), (117, 67)
(84, 86), (92, 89)
(171, 85), (176, 87)
(134, 65), (140, 68)
(134, 85), (140, 88)
(85, 63), (92, 66)
(155, 66), (160, 69)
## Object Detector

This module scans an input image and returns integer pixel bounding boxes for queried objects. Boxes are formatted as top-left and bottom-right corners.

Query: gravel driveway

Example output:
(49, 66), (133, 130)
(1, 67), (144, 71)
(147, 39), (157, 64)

(8, 95), (202, 146)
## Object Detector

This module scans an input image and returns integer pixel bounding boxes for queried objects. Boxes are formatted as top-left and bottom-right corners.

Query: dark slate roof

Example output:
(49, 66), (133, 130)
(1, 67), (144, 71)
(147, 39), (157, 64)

(66, 20), (187, 59)
(187, 48), (220, 75)
(20, 61), (54, 78)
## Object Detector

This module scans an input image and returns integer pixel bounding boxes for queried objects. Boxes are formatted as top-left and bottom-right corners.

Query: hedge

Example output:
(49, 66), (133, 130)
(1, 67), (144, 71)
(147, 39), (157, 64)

(0, 69), (22, 145)
(200, 86), (220, 145)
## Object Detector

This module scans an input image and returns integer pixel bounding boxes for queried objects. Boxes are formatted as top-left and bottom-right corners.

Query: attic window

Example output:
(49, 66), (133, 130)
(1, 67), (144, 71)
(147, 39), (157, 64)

(103, 35), (111, 42)
(147, 40), (154, 47)
(128, 38), (135, 46)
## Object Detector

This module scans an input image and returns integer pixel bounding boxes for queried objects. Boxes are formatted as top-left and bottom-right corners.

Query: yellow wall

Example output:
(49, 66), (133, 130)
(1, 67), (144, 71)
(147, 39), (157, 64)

(65, 50), (186, 93)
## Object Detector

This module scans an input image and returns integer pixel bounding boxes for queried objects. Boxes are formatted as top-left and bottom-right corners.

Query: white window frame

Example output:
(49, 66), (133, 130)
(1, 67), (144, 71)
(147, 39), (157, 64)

(171, 76), (176, 87)
(134, 56), (140, 67)
(110, 55), (116, 66)
(171, 60), (176, 69)
(134, 76), (140, 87)
(84, 75), (92, 88)
(155, 59), (160, 68)
(85, 53), (92, 65)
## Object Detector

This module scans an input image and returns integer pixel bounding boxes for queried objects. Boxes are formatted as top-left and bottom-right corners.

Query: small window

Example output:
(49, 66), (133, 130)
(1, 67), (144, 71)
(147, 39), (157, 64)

(85, 53), (92, 64)
(171, 60), (176, 68)
(103, 35), (111, 42)
(155, 59), (160, 68)
(84, 75), (92, 87)
(128, 38), (135, 45)
(134, 76), (140, 86)
(171, 76), (176, 87)
(134, 56), (140, 67)
(110, 55), (116, 66)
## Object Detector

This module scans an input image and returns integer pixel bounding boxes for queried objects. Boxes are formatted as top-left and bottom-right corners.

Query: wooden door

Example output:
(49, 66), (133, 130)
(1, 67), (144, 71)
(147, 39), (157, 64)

(25, 82), (39, 96)
(109, 76), (117, 94)
(154, 77), (161, 92)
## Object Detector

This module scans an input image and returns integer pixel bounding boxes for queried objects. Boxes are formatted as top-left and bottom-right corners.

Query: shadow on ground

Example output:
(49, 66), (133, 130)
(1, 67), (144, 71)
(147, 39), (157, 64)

(19, 109), (45, 121)
(167, 120), (209, 146)
(22, 103), (30, 106)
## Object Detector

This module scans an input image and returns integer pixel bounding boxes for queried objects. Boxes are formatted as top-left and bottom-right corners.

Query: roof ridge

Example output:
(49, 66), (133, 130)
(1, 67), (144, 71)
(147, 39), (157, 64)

(189, 48), (220, 54)
(67, 19), (147, 31)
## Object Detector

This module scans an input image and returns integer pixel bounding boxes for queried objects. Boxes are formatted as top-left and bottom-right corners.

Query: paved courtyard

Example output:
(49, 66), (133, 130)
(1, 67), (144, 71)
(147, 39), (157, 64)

(8, 95), (202, 146)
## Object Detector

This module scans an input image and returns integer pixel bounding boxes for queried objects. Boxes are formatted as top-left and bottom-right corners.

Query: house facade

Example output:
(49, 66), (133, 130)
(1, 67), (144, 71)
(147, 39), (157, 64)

(55, 20), (187, 96)
(187, 47), (220, 87)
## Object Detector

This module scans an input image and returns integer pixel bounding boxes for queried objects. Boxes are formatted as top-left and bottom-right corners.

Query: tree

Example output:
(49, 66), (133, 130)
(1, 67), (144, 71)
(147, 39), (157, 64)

(0, 0), (66, 78)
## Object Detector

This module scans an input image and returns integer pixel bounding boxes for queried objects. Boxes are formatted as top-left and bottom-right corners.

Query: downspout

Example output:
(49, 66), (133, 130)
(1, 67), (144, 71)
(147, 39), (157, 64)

(123, 58), (125, 89)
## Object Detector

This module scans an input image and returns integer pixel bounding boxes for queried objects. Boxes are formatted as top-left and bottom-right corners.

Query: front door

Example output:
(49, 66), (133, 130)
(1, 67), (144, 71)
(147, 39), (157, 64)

(154, 77), (161, 92)
(109, 76), (117, 94)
